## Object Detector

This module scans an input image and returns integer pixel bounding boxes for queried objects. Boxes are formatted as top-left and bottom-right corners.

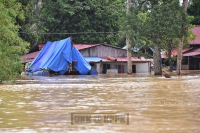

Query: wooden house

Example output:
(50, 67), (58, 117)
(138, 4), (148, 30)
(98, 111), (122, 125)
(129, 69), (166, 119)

(22, 43), (153, 74)
(161, 25), (200, 70)
(182, 26), (200, 70)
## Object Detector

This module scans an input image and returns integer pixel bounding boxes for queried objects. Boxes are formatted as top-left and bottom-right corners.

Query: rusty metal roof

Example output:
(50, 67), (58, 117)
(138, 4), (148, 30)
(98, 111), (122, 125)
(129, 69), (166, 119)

(161, 47), (192, 58)
(74, 44), (100, 50)
(22, 51), (40, 63)
(189, 26), (200, 45)
(183, 47), (200, 56)
(22, 43), (152, 63)
(101, 56), (152, 62)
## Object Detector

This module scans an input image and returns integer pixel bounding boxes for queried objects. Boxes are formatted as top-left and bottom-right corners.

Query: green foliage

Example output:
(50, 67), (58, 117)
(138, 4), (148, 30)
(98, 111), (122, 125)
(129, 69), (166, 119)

(187, 0), (200, 25)
(121, 0), (188, 51)
(122, 7), (148, 50)
(35, 0), (125, 45)
(146, 0), (188, 45)
(0, 0), (29, 83)
(16, 0), (39, 48)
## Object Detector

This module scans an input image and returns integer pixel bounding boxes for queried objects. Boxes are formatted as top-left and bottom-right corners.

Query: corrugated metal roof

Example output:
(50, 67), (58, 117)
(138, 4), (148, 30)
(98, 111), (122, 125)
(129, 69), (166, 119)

(74, 44), (100, 50)
(183, 47), (200, 56)
(123, 46), (154, 52)
(30, 44), (101, 52)
(22, 51), (40, 59)
(189, 26), (200, 45)
(101, 56), (152, 62)
(22, 51), (40, 63)
(21, 44), (100, 63)
(74, 43), (125, 50)
(161, 48), (192, 58)
(22, 43), (152, 63)
(84, 57), (106, 62)
(116, 56), (152, 62)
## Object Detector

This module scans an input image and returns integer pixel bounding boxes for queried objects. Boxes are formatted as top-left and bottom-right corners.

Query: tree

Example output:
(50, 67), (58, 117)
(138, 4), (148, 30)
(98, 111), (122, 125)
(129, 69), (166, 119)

(187, 0), (200, 25)
(122, 0), (151, 74)
(149, 0), (188, 74)
(163, 19), (195, 72)
(162, 38), (178, 72)
(34, 0), (125, 45)
(16, 0), (39, 49)
(176, 0), (189, 75)
(0, 0), (29, 83)
(125, 0), (186, 75)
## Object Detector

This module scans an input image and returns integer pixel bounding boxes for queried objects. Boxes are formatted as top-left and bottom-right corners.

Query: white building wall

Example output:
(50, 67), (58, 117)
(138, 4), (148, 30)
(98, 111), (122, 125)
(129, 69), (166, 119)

(117, 63), (149, 73)
(100, 62), (150, 74)
(110, 64), (117, 69)
(135, 63), (149, 73)
(124, 64), (127, 73)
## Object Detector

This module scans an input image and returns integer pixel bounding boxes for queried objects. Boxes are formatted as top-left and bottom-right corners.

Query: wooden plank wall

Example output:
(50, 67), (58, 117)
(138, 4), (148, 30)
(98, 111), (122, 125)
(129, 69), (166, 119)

(80, 45), (127, 57)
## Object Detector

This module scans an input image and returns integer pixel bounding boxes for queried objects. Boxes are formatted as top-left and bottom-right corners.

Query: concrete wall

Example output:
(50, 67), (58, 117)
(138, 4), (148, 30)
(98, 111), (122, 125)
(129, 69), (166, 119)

(100, 62), (150, 74)
(135, 63), (149, 73)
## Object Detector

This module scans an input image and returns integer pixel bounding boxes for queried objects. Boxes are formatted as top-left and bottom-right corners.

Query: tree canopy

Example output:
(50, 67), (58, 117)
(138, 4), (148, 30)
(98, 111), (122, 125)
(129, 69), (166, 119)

(187, 0), (200, 25)
(122, 0), (191, 75)
(0, 0), (195, 82)
(33, 0), (126, 45)
(0, 0), (29, 83)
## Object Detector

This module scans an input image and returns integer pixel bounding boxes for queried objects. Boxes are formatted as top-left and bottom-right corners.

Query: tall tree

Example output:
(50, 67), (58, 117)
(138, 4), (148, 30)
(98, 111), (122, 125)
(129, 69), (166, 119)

(17, 0), (39, 49)
(35, 0), (125, 45)
(138, 0), (190, 75)
(176, 0), (189, 75)
(124, 0), (188, 75)
(162, 38), (178, 72)
(0, 0), (29, 83)
(126, 0), (132, 74)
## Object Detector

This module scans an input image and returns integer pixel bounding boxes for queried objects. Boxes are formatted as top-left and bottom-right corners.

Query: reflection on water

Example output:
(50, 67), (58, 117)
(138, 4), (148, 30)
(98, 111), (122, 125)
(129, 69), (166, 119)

(0, 71), (200, 133)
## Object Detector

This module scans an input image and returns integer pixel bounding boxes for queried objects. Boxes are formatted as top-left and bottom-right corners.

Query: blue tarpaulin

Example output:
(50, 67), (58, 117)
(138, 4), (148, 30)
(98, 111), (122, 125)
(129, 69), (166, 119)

(29, 37), (91, 75)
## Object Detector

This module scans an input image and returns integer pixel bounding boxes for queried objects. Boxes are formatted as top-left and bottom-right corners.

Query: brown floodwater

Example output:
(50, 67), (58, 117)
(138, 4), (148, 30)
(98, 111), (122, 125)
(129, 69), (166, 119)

(0, 71), (200, 133)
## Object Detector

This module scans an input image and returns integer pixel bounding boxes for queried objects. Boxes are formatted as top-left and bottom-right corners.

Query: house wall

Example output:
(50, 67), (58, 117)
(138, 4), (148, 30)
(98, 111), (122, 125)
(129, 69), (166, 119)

(80, 45), (127, 57)
(135, 63), (149, 73)
(100, 62), (150, 74)
(182, 65), (189, 70)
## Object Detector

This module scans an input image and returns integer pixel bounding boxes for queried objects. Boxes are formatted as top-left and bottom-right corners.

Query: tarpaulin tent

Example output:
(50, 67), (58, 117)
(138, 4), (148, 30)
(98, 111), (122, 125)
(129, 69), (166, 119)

(29, 37), (91, 75)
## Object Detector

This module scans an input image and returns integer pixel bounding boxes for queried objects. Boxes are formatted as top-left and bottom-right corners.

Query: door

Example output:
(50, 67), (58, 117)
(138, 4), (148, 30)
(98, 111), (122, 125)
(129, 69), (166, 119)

(132, 65), (136, 73)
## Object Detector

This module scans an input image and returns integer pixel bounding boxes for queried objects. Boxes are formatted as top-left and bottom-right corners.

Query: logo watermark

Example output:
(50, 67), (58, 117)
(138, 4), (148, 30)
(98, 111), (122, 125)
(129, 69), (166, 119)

(71, 113), (129, 125)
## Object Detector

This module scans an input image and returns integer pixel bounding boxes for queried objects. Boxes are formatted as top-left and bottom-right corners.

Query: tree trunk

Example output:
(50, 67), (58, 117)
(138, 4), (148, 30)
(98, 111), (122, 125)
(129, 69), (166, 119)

(176, 38), (183, 75)
(183, 0), (188, 10)
(126, 0), (132, 74)
(35, 0), (39, 34)
(126, 35), (132, 74)
(167, 50), (173, 72)
(176, 0), (188, 75)
(153, 44), (162, 75)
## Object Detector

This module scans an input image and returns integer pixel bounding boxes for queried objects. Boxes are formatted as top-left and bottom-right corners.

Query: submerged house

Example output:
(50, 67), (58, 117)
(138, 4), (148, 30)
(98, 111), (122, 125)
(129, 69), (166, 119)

(161, 25), (200, 70)
(182, 26), (200, 70)
(75, 44), (152, 73)
(22, 38), (153, 74)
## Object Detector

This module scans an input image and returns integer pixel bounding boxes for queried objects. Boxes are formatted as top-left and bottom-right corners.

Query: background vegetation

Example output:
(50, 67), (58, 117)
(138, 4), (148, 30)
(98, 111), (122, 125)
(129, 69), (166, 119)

(0, 0), (199, 82)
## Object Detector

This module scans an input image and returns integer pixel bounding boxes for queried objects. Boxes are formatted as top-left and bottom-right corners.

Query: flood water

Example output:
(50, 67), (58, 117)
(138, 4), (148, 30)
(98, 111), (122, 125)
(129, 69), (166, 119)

(0, 71), (200, 133)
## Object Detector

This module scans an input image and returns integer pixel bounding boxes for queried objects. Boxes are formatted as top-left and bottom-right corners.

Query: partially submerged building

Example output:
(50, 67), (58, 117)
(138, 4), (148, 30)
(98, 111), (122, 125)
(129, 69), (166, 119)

(161, 25), (200, 70)
(75, 44), (152, 73)
(22, 40), (153, 74)
(182, 26), (200, 70)
(24, 38), (92, 75)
